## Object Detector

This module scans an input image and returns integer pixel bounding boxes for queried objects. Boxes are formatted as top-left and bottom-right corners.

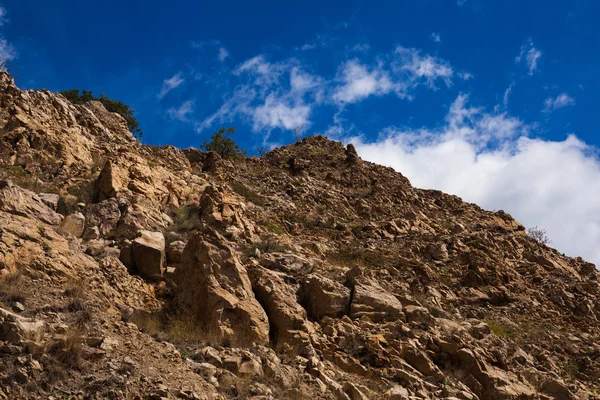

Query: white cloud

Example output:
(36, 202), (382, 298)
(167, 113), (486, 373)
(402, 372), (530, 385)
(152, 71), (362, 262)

(351, 43), (370, 52)
(542, 93), (575, 114)
(350, 94), (600, 266)
(430, 32), (441, 43)
(0, 6), (15, 65)
(333, 60), (395, 103)
(394, 46), (454, 87)
(0, 38), (15, 64)
(458, 71), (473, 80)
(516, 39), (542, 75)
(167, 100), (195, 121)
(199, 46), (461, 134)
(198, 56), (323, 138)
(217, 47), (230, 62)
(158, 73), (184, 99)
(190, 40), (230, 63)
(503, 82), (515, 109)
(252, 95), (311, 131)
(332, 47), (457, 104)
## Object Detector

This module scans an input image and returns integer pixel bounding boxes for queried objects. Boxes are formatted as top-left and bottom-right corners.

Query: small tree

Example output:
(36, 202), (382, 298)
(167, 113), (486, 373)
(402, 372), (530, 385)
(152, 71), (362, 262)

(60, 89), (142, 138)
(293, 126), (302, 142)
(527, 226), (552, 245)
(201, 127), (246, 160)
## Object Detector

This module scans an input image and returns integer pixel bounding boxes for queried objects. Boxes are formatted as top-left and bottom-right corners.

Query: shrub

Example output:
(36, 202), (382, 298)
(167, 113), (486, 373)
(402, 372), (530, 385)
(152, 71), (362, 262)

(485, 320), (515, 338)
(60, 89), (142, 138)
(201, 127), (246, 160)
(231, 180), (265, 206)
(526, 226), (552, 245)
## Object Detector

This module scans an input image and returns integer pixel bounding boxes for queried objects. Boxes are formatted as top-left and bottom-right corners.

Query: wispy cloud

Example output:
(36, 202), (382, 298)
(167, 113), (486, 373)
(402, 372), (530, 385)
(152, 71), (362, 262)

(197, 56), (323, 140)
(217, 47), (229, 62)
(516, 38), (542, 75)
(0, 6), (7, 26)
(457, 0), (467, 6)
(157, 72), (184, 99)
(350, 43), (370, 52)
(0, 38), (16, 64)
(167, 100), (195, 121)
(494, 81), (515, 112)
(430, 32), (441, 43)
(0, 6), (16, 65)
(542, 93), (575, 114)
(333, 60), (395, 103)
(350, 95), (600, 266)
(191, 40), (231, 62)
(393, 46), (454, 87)
(198, 45), (461, 136)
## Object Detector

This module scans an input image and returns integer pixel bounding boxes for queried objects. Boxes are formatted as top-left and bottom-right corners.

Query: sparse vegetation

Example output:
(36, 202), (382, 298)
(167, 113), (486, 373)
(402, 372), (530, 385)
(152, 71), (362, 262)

(328, 244), (388, 269)
(201, 127), (246, 160)
(485, 320), (516, 338)
(168, 205), (203, 233)
(0, 270), (26, 304)
(293, 125), (303, 142)
(264, 221), (284, 234)
(128, 309), (203, 345)
(47, 328), (86, 371)
(526, 226), (552, 245)
(231, 180), (265, 206)
(60, 89), (142, 138)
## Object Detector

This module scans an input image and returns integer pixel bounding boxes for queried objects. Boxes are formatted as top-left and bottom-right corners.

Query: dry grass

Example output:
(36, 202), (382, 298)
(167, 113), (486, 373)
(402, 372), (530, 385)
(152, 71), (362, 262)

(231, 180), (265, 206)
(0, 270), (26, 304)
(167, 205), (203, 233)
(128, 309), (203, 345)
(44, 328), (87, 384)
(64, 277), (93, 325)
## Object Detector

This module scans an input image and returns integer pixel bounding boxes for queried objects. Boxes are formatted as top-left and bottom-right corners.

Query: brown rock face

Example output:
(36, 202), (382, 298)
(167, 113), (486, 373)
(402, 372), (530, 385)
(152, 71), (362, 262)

(174, 232), (269, 347)
(57, 212), (86, 238)
(0, 181), (62, 225)
(1, 71), (600, 400)
(299, 274), (351, 319)
(131, 230), (166, 279)
(250, 267), (316, 357)
(94, 160), (125, 202)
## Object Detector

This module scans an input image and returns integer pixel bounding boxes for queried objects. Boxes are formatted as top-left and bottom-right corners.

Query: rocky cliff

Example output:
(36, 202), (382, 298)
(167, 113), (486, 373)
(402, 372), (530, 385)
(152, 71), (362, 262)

(0, 71), (598, 400)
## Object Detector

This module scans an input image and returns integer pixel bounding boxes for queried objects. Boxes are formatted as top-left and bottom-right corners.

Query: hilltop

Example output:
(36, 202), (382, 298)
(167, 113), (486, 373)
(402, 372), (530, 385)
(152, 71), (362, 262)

(0, 71), (599, 400)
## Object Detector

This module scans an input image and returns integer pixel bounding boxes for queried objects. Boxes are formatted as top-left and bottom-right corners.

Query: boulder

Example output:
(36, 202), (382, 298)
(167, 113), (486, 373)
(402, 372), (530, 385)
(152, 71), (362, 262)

(85, 198), (121, 235)
(385, 386), (410, 400)
(132, 230), (166, 279)
(174, 232), (269, 347)
(167, 240), (186, 264)
(38, 193), (59, 211)
(427, 243), (449, 261)
(57, 212), (86, 238)
(299, 274), (351, 319)
(0, 181), (62, 225)
(249, 267), (316, 357)
(404, 305), (433, 324)
(94, 160), (126, 202)
(0, 307), (45, 345)
(350, 282), (404, 322)
(82, 226), (101, 241)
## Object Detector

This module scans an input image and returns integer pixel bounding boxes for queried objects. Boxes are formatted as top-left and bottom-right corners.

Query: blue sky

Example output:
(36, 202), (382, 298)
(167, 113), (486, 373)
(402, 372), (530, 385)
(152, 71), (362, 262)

(2, 0), (600, 265)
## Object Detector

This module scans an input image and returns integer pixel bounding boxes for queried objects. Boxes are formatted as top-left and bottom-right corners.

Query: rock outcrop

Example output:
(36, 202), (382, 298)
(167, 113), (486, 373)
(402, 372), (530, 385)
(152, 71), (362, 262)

(0, 70), (599, 399)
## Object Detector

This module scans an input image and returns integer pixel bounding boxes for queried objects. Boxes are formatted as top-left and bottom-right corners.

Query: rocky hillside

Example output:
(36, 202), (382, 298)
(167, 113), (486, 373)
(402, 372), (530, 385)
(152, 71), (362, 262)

(0, 71), (599, 400)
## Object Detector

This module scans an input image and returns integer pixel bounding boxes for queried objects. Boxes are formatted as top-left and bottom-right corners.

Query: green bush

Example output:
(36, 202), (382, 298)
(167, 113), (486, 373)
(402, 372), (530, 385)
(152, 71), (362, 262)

(60, 89), (142, 138)
(201, 127), (246, 159)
